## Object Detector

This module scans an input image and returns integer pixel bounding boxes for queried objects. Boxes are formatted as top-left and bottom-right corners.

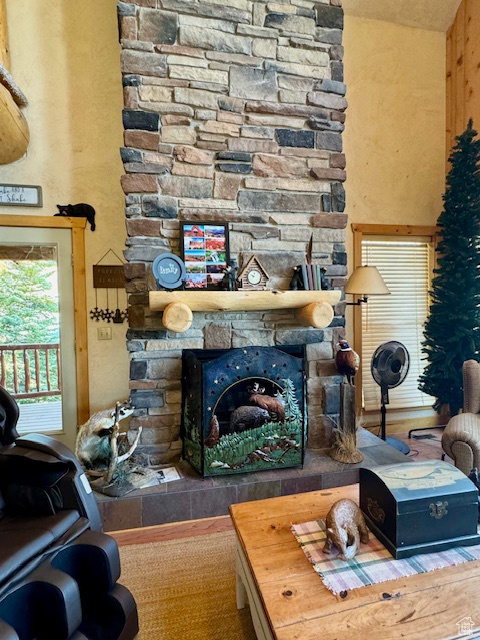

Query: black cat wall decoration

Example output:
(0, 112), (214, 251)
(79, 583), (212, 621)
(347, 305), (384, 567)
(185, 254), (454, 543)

(55, 203), (96, 231)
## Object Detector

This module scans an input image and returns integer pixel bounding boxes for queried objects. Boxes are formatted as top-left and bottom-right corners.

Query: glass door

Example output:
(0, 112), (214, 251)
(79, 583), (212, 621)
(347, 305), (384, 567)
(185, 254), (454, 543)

(0, 226), (77, 449)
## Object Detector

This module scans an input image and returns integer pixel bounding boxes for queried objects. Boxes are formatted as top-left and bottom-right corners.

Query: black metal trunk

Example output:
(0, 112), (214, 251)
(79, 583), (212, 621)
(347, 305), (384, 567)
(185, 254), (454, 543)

(360, 460), (480, 559)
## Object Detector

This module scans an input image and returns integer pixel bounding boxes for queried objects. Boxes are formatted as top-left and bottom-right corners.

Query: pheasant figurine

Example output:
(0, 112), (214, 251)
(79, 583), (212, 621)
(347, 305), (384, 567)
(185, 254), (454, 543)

(335, 339), (360, 385)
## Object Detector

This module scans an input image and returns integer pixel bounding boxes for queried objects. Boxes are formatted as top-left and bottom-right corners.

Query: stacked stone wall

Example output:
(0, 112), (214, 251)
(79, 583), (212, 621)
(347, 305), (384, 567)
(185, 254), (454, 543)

(118, 0), (347, 465)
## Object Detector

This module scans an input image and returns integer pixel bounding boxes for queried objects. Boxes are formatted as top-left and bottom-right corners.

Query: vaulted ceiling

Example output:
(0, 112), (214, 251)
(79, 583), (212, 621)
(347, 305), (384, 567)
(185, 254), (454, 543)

(342, 0), (462, 32)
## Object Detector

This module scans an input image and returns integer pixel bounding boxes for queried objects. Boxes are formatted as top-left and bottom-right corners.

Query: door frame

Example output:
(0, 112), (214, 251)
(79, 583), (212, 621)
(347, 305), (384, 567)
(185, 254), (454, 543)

(0, 214), (89, 424)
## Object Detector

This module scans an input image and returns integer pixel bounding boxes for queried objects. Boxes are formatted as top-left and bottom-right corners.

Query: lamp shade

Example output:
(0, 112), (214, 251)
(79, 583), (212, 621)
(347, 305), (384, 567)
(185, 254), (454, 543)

(344, 265), (390, 296)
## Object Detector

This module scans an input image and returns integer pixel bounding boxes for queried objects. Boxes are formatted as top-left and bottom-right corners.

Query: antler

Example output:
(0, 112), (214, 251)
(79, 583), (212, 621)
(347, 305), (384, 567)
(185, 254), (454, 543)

(116, 428), (143, 465)
(105, 402), (142, 483)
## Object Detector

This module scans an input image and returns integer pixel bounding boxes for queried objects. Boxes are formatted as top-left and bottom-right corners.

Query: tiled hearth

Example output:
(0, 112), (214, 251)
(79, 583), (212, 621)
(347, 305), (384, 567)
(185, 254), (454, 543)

(96, 429), (408, 531)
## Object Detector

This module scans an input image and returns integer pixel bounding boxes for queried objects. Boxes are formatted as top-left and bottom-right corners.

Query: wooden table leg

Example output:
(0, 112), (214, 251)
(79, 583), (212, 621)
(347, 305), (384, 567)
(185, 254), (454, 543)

(236, 556), (248, 610)
(235, 542), (275, 640)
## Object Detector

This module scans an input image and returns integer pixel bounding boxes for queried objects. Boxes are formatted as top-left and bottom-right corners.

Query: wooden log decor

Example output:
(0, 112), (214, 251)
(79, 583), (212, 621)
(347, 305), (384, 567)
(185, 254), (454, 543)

(150, 289), (341, 332)
(0, 83), (29, 164)
(0, 0), (10, 70)
(162, 301), (193, 333)
(294, 301), (334, 329)
(0, 1), (30, 166)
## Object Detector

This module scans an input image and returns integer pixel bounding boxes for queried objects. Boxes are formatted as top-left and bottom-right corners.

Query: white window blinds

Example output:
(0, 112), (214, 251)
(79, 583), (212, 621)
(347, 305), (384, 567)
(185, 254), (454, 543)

(361, 239), (432, 411)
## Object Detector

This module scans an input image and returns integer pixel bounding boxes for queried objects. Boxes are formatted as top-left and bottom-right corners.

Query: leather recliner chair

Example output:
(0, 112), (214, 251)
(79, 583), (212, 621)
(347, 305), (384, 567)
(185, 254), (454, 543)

(0, 385), (139, 640)
(442, 360), (480, 476)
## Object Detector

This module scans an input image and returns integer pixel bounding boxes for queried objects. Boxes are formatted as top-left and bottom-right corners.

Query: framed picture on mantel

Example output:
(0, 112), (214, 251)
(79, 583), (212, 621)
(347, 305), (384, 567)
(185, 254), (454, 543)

(180, 222), (230, 290)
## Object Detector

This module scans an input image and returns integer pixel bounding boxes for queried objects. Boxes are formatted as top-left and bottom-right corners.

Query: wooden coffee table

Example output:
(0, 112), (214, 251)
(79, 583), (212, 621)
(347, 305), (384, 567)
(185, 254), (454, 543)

(230, 484), (480, 640)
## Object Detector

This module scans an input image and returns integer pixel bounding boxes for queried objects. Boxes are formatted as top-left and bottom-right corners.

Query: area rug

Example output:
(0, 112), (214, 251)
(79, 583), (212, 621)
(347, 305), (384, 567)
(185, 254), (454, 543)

(119, 531), (256, 640)
(292, 518), (480, 595)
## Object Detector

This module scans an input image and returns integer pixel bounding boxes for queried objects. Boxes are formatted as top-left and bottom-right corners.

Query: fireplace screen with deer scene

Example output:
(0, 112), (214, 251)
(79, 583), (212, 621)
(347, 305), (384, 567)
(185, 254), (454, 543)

(181, 346), (306, 477)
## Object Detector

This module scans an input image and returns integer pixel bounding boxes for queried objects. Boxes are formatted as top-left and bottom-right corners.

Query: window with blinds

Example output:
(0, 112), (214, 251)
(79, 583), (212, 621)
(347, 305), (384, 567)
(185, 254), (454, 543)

(361, 239), (432, 411)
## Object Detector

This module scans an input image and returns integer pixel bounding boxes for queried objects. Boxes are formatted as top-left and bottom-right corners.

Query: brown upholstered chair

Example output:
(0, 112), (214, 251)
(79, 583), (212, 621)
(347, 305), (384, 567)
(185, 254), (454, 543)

(442, 360), (480, 475)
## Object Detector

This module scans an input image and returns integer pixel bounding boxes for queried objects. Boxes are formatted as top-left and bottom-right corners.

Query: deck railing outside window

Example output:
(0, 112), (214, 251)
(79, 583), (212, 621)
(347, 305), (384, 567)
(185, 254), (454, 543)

(0, 344), (61, 399)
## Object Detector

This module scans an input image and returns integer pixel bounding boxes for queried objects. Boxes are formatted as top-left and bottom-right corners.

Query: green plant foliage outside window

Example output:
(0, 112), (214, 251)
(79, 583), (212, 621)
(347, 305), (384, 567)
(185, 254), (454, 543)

(0, 259), (60, 402)
(0, 259), (59, 344)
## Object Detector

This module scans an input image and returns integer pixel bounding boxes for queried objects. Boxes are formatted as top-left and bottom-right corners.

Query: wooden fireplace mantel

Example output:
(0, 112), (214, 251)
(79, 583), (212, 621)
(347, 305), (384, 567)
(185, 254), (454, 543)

(149, 289), (342, 333)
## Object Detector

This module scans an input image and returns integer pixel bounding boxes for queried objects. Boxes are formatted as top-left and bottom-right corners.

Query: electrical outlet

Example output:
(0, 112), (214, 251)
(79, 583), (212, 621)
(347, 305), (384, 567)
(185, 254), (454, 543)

(97, 327), (112, 341)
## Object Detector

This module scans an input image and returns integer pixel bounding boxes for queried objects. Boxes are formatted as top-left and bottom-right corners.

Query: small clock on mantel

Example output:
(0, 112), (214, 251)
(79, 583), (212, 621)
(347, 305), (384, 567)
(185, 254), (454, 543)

(237, 255), (270, 290)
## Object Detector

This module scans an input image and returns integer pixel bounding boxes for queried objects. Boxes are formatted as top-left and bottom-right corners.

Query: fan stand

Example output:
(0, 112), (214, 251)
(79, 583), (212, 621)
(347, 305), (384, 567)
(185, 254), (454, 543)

(380, 383), (410, 455)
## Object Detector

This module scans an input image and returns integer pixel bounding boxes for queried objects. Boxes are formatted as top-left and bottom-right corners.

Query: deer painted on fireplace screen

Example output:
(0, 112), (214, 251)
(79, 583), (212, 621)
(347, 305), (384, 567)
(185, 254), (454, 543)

(248, 382), (285, 422)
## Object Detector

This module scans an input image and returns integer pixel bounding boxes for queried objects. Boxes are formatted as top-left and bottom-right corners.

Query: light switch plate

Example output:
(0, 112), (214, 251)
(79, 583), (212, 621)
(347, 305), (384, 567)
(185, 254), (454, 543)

(97, 327), (112, 340)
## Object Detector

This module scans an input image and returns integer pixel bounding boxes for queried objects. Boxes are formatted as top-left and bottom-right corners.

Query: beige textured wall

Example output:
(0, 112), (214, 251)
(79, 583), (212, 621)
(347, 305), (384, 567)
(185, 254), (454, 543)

(1, 0), (129, 414)
(344, 16), (445, 227)
(343, 15), (446, 338)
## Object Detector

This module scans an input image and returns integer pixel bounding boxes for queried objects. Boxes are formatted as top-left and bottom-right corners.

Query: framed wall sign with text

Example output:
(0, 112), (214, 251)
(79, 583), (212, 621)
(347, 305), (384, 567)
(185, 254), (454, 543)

(0, 184), (43, 207)
(180, 222), (230, 290)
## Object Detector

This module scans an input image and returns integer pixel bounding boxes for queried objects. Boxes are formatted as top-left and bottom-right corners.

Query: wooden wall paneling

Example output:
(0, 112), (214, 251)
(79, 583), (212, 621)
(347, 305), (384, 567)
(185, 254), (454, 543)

(447, 0), (480, 159)
(455, 1), (466, 137)
(452, 14), (457, 134)
(445, 0), (480, 172)
(465, 0), (480, 129)
(449, 18), (458, 158)
(446, 25), (453, 164)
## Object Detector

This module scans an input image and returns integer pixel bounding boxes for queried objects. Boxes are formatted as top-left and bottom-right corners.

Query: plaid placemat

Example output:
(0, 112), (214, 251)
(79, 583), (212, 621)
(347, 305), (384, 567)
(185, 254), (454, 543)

(292, 518), (480, 595)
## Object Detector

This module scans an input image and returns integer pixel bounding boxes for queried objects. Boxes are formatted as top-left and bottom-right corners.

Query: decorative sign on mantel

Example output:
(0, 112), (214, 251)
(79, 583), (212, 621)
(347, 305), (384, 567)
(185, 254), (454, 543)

(0, 184), (42, 207)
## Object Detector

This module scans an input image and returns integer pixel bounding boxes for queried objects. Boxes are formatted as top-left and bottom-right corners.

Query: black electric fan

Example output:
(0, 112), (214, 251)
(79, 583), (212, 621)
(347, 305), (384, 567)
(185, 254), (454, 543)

(371, 341), (410, 455)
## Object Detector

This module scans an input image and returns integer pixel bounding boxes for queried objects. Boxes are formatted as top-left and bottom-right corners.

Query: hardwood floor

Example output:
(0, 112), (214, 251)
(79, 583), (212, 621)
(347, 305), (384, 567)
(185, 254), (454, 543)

(362, 425), (448, 461)
(112, 428), (450, 546)
(111, 514), (234, 546)
(397, 427), (451, 462)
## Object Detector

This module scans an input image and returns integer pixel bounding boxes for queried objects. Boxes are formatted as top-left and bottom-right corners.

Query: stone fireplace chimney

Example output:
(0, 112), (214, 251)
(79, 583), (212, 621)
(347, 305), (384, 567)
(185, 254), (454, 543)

(118, 0), (347, 466)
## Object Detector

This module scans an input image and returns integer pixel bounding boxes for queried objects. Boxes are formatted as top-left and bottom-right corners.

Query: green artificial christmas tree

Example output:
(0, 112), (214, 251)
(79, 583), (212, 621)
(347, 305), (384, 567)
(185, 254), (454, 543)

(419, 119), (480, 416)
